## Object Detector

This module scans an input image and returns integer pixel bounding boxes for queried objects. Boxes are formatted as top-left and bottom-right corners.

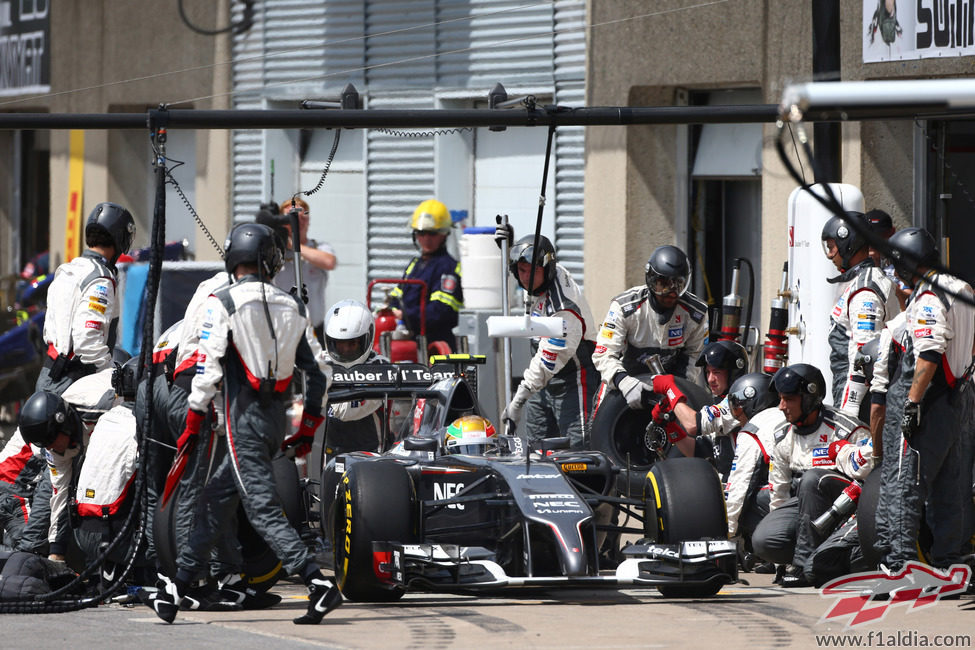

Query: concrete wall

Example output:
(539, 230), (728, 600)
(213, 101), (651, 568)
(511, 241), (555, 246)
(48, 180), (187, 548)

(3, 0), (232, 268)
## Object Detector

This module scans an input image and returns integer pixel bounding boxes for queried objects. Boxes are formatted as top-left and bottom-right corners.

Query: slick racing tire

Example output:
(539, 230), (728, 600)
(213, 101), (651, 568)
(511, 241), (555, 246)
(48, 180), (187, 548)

(646, 457), (727, 598)
(856, 468), (937, 567)
(333, 460), (415, 602)
(590, 373), (711, 494)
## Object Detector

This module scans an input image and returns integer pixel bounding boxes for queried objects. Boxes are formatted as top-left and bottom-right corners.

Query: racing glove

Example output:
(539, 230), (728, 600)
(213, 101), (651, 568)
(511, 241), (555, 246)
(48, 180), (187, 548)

(494, 218), (514, 249)
(651, 375), (687, 408)
(827, 439), (850, 463)
(901, 399), (921, 443)
(663, 421), (687, 444)
(617, 375), (653, 410)
(282, 411), (325, 458)
(178, 409), (206, 455)
(501, 383), (532, 430)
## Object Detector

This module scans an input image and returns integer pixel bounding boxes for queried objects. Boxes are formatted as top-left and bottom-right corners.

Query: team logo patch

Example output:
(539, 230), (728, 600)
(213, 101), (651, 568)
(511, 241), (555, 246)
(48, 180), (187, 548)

(441, 274), (458, 293)
(594, 345), (607, 354)
(84, 320), (102, 330)
(914, 328), (933, 338)
(88, 302), (106, 314)
(812, 447), (833, 467)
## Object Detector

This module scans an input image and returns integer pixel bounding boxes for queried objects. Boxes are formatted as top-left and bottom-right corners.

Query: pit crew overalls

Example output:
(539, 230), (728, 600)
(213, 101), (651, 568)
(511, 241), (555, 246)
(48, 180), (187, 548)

(37, 250), (119, 395)
(827, 260), (898, 417)
(177, 275), (330, 579)
(517, 264), (599, 449)
(884, 273), (975, 569)
(751, 405), (869, 569)
(592, 286), (708, 406)
(725, 407), (785, 540)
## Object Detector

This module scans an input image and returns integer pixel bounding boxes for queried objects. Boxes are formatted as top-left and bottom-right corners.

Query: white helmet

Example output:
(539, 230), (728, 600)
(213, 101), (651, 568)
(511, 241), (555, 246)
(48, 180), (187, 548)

(324, 299), (375, 366)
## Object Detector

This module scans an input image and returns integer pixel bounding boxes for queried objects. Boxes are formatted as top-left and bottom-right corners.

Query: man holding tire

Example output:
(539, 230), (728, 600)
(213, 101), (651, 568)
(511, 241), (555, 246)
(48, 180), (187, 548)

(751, 364), (869, 587)
(591, 245), (708, 457)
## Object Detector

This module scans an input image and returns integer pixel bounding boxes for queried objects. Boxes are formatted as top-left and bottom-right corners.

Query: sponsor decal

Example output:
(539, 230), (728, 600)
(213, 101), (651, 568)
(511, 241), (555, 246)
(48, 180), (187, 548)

(441, 274), (458, 293)
(594, 345), (607, 354)
(200, 330), (210, 340)
(542, 349), (558, 361)
(861, 300), (875, 310)
(560, 462), (587, 472)
(85, 488), (95, 499)
(91, 296), (109, 305)
(88, 302), (106, 314)
(832, 304), (843, 317)
(914, 328), (933, 338)
(921, 306), (935, 316)
(607, 309), (616, 320)
(433, 482), (465, 510)
(542, 359), (555, 370)
(857, 313), (876, 320)
(675, 314), (681, 323)
(917, 318), (936, 325)
(603, 321), (615, 330)
(818, 561), (970, 627)
(668, 335), (683, 346)
(84, 320), (101, 330)
(94, 285), (109, 296)
(668, 327), (683, 338)
(812, 447), (833, 467)
(820, 434), (829, 443)
(856, 322), (876, 331)
(599, 328), (615, 340)
(516, 473), (560, 479)
(548, 338), (566, 348)
(705, 405), (722, 422)
(202, 321), (213, 328)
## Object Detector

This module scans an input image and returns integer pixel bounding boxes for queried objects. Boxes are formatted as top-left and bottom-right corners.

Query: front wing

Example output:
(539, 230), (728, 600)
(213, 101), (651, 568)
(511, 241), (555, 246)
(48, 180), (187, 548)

(376, 540), (738, 590)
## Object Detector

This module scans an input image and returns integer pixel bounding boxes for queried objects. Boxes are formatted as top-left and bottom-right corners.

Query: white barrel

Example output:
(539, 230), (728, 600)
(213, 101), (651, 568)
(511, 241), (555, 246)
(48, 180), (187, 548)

(459, 227), (503, 309)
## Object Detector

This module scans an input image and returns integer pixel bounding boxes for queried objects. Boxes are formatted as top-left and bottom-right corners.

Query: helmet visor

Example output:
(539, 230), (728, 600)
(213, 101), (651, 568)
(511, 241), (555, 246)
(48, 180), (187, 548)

(647, 271), (689, 297)
(447, 441), (498, 456)
(326, 333), (371, 364)
(728, 385), (757, 411)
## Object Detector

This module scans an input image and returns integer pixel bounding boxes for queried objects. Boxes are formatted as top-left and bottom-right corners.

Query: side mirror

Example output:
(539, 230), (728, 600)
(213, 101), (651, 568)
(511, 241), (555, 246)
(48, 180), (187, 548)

(404, 437), (440, 453)
(537, 437), (571, 453)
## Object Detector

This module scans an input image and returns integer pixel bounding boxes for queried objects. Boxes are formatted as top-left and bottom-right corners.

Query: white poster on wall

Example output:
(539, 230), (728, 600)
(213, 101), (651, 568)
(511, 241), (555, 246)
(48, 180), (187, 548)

(863, 0), (975, 62)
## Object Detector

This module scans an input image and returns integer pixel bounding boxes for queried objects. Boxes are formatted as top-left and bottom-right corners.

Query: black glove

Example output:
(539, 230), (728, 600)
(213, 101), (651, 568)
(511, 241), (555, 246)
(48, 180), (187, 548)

(901, 399), (921, 442)
(494, 216), (514, 249)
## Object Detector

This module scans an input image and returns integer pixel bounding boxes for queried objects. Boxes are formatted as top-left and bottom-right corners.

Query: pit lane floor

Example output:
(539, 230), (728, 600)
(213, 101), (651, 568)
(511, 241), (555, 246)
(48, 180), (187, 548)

(2, 572), (973, 649)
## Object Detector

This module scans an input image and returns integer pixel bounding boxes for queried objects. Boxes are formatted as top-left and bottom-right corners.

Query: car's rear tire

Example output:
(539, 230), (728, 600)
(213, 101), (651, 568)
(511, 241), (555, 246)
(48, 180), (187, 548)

(333, 460), (415, 602)
(590, 374), (711, 494)
(646, 457), (728, 598)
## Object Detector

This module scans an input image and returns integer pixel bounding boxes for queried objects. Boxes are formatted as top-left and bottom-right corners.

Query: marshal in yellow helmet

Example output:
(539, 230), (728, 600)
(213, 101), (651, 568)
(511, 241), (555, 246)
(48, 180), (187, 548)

(410, 199), (452, 234)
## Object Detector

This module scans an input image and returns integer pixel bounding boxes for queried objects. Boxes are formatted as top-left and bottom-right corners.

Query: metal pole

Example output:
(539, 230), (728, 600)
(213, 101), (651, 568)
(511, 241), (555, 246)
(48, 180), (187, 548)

(498, 215), (513, 414)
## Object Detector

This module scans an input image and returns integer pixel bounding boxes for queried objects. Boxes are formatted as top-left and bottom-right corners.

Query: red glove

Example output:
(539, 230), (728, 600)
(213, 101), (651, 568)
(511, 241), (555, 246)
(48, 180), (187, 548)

(651, 375), (687, 408)
(827, 439), (850, 463)
(664, 421), (687, 444)
(651, 403), (670, 423)
(178, 409), (206, 455)
(282, 412), (325, 458)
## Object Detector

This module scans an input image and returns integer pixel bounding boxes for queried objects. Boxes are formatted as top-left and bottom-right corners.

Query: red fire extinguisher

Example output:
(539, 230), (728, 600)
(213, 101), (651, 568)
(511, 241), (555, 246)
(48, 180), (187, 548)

(763, 262), (790, 374)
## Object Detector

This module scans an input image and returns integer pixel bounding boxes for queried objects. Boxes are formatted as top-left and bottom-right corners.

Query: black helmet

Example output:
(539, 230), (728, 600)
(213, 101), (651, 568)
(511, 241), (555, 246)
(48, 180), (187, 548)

(696, 340), (749, 387)
(727, 372), (777, 420)
(645, 245), (691, 297)
(771, 363), (826, 424)
(853, 337), (880, 385)
(255, 204), (291, 256)
(85, 202), (136, 264)
(821, 211), (869, 271)
(112, 356), (141, 401)
(508, 235), (557, 295)
(224, 223), (283, 279)
(888, 227), (939, 288)
(18, 391), (82, 449)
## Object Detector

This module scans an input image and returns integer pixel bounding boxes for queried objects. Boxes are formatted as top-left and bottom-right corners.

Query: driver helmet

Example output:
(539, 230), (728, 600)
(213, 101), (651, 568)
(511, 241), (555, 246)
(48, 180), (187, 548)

(645, 245), (691, 297)
(324, 299), (375, 367)
(443, 415), (498, 456)
(18, 390), (82, 449)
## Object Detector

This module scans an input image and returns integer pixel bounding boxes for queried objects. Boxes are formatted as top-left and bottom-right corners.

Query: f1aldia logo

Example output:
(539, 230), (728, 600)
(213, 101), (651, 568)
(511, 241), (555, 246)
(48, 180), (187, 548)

(818, 561), (970, 628)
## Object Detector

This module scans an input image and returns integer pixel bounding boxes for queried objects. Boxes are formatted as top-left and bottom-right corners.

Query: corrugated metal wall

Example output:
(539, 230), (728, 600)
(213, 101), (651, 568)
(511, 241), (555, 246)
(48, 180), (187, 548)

(231, 0), (586, 285)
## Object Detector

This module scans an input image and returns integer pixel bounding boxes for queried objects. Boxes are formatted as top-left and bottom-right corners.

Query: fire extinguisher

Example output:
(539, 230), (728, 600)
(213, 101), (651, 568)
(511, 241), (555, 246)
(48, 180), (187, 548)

(763, 262), (790, 374)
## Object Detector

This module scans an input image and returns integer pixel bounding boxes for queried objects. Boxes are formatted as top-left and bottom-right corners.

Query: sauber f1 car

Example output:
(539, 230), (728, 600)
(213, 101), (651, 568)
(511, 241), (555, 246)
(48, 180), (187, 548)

(320, 360), (737, 601)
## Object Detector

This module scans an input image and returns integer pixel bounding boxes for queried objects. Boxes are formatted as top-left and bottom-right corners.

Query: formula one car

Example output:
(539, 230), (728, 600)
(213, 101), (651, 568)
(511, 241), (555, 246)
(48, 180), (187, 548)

(319, 360), (736, 601)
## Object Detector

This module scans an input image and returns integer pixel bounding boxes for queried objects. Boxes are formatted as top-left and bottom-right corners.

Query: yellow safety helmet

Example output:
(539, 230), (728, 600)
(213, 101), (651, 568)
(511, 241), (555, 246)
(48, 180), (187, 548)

(410, 199), (452, 234)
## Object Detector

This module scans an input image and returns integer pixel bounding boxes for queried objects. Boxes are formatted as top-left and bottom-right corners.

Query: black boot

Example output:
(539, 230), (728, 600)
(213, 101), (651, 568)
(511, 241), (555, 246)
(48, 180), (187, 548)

(151, 576), (185, 624)
(293, 578), (343, 625)
(216, 573), (282, 610)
